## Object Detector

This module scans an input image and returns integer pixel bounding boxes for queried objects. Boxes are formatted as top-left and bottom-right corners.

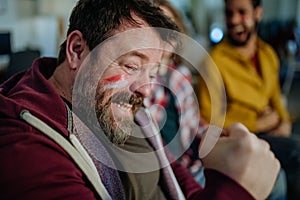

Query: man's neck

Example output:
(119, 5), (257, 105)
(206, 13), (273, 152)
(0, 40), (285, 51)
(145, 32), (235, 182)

(235, 34), (258, 59)
(48, 64), (72, 103)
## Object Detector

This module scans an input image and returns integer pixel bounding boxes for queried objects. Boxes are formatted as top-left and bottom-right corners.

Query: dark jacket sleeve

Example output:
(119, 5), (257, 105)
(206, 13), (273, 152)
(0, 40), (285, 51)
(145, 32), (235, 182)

(170, 154), (255, 200)
(0, 131), (99, 200)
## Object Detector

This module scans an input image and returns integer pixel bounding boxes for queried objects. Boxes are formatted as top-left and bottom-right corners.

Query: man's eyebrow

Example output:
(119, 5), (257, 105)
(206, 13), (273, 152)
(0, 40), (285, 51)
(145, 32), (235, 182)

(122, 51), (149, 61)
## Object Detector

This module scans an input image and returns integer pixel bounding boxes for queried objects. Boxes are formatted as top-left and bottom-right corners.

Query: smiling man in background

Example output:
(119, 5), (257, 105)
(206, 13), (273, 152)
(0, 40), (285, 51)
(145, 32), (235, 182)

(198, 0), (300, 199)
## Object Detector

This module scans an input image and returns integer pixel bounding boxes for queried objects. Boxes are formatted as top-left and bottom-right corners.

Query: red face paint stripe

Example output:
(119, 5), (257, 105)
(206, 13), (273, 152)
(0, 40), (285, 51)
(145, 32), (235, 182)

(104, 74), (126, 83)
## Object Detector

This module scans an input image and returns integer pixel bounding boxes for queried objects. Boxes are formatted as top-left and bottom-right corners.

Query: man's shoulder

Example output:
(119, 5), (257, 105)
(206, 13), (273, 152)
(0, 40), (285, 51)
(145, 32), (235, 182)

(257, 38), (279, 65)
(209, 40), (233, 58)
(258, 38), (277, 54)
(207, 40), (237, 67)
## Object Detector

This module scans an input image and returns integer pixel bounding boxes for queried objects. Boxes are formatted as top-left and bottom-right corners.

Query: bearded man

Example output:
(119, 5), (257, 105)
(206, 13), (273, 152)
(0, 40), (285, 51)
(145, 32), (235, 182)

(0, 0), (280, 199)
(198, 0), (300, 199)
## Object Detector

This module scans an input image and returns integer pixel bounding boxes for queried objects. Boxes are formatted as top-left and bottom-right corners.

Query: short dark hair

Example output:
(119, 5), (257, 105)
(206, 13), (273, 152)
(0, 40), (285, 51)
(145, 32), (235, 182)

(250, 0), (261, 8)
(224, 0), (261, 8)
(57, 0), (179, 65)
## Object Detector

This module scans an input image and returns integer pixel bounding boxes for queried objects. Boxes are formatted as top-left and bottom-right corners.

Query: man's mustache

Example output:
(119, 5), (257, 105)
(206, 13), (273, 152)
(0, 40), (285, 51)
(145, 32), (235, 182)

(111, 91), (144, 111)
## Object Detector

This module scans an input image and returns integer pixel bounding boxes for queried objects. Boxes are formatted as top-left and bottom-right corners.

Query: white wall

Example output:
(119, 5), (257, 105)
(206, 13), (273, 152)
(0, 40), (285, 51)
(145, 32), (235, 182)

(12, 16), (59, 57)
(0, 0), (76, 57)
(297, 0), (300, 28)
(0, 0), (17, 25)
(262, 0), (298, 21)
(1, 0), (300, 56)
(0, 0), (17, 50)
(190, 0), (225, 38)
(190, 0), (300, 39)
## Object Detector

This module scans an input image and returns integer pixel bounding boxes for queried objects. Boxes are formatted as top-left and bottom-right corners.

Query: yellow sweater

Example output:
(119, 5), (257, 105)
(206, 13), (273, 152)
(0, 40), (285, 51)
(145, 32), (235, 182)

(198, 38), (290, 133)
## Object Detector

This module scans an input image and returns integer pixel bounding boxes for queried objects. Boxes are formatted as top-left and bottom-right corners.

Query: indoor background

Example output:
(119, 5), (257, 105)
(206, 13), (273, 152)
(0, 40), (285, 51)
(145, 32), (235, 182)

(0, 0), (299, 133)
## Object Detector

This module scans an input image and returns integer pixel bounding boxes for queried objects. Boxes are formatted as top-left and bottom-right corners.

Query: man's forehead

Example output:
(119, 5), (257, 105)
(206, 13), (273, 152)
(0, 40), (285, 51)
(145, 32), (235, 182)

(225, 0), (252, 7)
(104, 28), (166, 58)
(120, 48), (164, 63)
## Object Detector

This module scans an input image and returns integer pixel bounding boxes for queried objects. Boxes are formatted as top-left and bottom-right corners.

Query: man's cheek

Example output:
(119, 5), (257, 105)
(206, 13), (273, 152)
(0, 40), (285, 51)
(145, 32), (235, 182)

(244, 17), (254, 29)
(103, 74), (129, 90)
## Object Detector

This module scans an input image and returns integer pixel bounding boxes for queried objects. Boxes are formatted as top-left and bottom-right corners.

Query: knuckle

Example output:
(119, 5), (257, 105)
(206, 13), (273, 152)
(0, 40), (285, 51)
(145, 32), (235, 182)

(260, 138), (270, 150)
(273, 158), (281, 172)
(268, 151), (280, 170)
(236, 133), (253, 151)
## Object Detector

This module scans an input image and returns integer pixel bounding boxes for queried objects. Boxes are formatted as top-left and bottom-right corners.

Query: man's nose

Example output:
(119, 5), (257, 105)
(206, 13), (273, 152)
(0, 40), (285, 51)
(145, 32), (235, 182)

(129, 79), (152, 98)
(229, 12), (241, 25)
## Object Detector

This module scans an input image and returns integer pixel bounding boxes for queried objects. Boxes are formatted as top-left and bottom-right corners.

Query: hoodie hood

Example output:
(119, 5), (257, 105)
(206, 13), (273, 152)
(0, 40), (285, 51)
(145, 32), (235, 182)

(0, 57), (69, 137)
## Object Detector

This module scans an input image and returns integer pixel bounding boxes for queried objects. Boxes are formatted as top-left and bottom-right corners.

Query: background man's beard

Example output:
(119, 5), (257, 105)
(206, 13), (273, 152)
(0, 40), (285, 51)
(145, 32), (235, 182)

(228, 21), (258, 46)
(228, 31), (251, 46)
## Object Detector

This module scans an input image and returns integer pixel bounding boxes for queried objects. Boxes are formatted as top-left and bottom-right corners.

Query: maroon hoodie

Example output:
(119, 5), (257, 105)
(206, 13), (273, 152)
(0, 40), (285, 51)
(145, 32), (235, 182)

(0, 57), (254, 200)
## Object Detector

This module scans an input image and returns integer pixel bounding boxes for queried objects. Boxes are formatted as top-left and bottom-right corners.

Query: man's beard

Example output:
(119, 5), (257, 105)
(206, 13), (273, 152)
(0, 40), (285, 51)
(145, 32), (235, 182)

(228, 31), (251, 46)
(95, 89), (144, 145)
(228, 21), (258, 46)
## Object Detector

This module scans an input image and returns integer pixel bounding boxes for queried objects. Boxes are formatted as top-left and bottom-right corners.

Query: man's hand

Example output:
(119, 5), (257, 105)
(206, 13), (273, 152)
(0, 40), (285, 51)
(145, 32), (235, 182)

(269, 120), (291, 137)
(200, 123), (280, 200)
(256, 107), (280, 133)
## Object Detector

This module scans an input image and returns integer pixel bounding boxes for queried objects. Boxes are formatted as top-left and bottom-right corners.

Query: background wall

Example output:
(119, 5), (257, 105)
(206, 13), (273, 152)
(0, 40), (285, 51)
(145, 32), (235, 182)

(0, 0), (300, 57)
(0, 0), (76, 57)
(190, 0), (300, 38)
(0, 0), (299, 132)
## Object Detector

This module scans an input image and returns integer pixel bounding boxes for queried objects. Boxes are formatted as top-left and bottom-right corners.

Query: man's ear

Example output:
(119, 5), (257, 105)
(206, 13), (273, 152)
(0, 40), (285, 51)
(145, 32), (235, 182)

(66, 30), (89, 70)
(255, 6), (263, 22)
